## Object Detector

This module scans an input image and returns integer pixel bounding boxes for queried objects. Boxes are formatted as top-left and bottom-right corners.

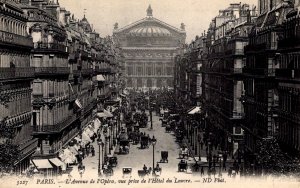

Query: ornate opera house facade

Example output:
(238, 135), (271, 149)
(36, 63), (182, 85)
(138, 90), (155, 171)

(113, 5), (186, 89)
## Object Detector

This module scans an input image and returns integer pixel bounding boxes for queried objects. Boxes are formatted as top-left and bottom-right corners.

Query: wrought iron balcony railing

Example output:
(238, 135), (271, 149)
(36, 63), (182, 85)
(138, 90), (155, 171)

(33, 115), (79, 134)
(0, 30), (33, 47)
(0, 67), (35, 80)
(34, 67), (70, 76)
(33, 42), (67, 53)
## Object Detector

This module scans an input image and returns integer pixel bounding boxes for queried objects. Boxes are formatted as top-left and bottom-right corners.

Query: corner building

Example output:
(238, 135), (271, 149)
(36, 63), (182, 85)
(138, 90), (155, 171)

(113, 5), (186, 89)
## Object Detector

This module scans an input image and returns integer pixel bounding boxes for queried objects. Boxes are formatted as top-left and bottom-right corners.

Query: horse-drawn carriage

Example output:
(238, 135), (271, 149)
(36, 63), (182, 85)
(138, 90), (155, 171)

(165, 124), (171, 133)
(119, 140), (130, 154)
(178, 159), (188, 172)
(122, 167), (132, 178)
(138, 167), (152, 177)
(107, 156), (118, 167)
(179, 147), (189, 159)
(160, 118), (168, 127)
(130, 131), (140, 145)
(153, 167), (162, 176)
(138, 113), (148, 128)
(118, 132), (130, 154)
(160, 151), (168, 163)
(140, 135), (149, 149)
(102, 165), (114, 176)
(175, 129), (185, 142)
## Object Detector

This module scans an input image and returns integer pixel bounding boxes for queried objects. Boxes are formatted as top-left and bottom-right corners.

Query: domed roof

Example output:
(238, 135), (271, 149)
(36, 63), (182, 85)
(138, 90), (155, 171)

(80, 15), (92, 33)
(129, 25), (171, 37)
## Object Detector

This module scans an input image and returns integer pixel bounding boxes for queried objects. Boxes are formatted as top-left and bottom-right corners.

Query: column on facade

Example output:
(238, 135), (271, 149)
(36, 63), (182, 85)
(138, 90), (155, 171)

(233, 80), (243, 117)
(133, 78), (137, 88)
(142, 78), (147, 88)
(151, 78), (156, 88)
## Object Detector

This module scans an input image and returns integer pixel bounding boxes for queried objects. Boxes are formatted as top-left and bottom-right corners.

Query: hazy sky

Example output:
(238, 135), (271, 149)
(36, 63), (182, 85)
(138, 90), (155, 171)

(59, 0), (258, 43)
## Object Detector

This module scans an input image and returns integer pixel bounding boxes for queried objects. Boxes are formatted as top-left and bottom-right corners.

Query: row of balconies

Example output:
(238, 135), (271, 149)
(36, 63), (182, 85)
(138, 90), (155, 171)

(202, 67), (243, 74)
(0, 67), (35, 80)
(33, 42), (67, 53)
(0, 66), (116, 80)
(243, 67), (275, 77)
(95, 66), (114, 74)
(245, 41), (278, 53)
(32, 114), (79, 134)
(34, 67), (70, 76)
(33, 43), (116, 65)
(82, 99), (97, 116)
(0, 30), (33, 48)
(224, 49), (244, 56)
(275, 69), (300, 80)
(73, 68), (94, 76)
(97, 90), (112, 100)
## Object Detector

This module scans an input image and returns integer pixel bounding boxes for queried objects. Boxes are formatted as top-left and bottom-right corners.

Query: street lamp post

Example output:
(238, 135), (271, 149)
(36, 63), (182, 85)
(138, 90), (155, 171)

(102, 142), (104, 165)
(150, 107), (153, 130)
(98, 139), (104, 176)
(147, 94), (153, 130)
(104, 136), (108, 160)
(151, 135), (157, 175)
(219, 153), (222, 176)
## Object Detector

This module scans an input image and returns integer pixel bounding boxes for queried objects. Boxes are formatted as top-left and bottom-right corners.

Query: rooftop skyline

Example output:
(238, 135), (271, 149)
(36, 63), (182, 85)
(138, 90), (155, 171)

(58, 0), (257, 42)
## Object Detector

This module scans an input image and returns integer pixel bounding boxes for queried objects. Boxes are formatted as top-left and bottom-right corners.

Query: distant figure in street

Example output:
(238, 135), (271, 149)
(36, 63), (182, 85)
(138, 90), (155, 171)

(86, 146), (90, 156)
(91, 146), (95, 156)
(200, 167), (204, 176)
(223, 161), (227, 171)
(143, 164), (147, 172)
(228, 168), (232, 177)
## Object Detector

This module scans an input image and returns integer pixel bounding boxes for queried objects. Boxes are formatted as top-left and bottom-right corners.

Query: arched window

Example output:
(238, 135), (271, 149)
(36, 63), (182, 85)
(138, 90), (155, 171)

(137, 79), (142, 88)
(126, 78), (132, 88)
(4, 19), (7, 31)
(11, 20), (13, 33)
(6, 20), (9, 32)
(167, 79), (173, 87)
(22, 24), (24, 35)
(147, 79), (152, 87)
(157, 78), (162, 88)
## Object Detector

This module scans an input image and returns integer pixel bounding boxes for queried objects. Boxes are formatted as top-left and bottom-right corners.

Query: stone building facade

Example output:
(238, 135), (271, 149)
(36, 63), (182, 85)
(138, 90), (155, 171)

(113, 5), (186, 90)
(0, 0), (121, 175)
(0, 0), (38, 174)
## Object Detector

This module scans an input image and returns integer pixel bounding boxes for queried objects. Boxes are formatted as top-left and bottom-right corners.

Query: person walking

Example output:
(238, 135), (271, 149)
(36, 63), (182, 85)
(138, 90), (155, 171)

(200, 166), (204, 176)
(91, 146), (95, 157)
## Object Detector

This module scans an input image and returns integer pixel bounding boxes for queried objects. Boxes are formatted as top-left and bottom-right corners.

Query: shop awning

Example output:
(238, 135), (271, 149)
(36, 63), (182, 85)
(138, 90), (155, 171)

(97, 112), (107, 117)
(75, 99), (83, 109)
(84, 128), (94, 137)
(94, 118), (101, 131)
(74, 136), (81, 142)
(49, 158), (65, 167)
(97, 109), (113, 118)
(59, 148), (77, 164)
(32, 159), (53, 169)
(104, 110), (113, 117)
(96, 74), (106, 81)
(82, 132), (92, 144)
(188, 106), (201, 115)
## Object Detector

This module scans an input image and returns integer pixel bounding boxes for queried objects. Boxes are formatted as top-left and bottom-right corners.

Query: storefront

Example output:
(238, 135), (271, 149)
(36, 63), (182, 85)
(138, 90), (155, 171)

(31, 157), (65, 177)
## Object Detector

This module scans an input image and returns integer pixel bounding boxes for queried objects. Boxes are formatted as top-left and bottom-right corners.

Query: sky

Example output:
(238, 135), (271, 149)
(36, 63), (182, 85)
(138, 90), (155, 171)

(58, 0), (258, 43)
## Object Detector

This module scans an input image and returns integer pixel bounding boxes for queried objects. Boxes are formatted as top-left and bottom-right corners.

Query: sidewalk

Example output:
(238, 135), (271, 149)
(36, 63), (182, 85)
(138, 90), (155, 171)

(183, 134), (237, 171)
(66, 125), (119, 179)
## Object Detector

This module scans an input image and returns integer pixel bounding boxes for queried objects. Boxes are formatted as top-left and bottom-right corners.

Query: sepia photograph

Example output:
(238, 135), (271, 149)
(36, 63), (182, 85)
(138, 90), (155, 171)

(0, 0), (300, 187)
